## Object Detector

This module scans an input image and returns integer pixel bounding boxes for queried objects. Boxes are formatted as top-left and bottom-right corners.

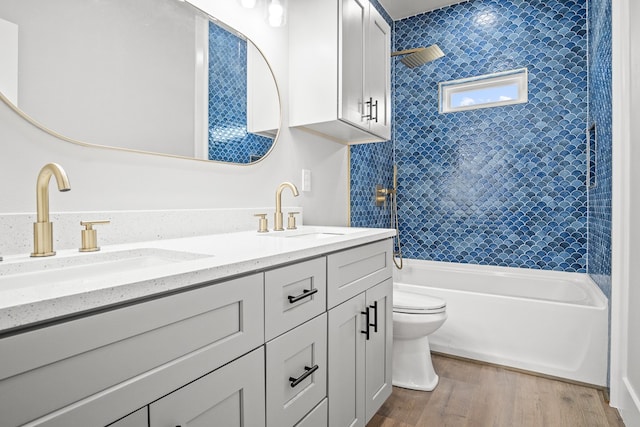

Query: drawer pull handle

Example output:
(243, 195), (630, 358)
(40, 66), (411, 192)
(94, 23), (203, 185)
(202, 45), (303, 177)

(370, 301), (378, 333)
(288, 288), (318, 304)
(361, 306), (370, 340)
(289, 365), (319, 388)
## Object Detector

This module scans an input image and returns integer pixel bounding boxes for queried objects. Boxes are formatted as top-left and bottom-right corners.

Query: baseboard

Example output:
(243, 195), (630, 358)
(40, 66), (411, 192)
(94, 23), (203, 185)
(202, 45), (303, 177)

(619, 378), (640, 426)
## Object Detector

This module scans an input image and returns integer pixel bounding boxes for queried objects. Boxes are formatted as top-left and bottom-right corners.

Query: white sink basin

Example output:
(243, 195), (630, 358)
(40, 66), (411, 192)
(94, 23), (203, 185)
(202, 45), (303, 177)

(284, 232), (345, 240)
(260, 227), (351, 240)
(0, 248), (209, 292)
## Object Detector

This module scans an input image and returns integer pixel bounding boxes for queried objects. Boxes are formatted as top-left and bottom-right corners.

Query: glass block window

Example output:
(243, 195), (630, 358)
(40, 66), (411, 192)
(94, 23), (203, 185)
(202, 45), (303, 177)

(439, 68), (528, 113)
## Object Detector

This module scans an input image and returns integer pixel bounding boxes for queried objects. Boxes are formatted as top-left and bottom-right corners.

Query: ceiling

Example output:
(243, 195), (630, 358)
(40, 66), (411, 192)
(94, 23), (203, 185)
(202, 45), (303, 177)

(378, 0), (470, 20)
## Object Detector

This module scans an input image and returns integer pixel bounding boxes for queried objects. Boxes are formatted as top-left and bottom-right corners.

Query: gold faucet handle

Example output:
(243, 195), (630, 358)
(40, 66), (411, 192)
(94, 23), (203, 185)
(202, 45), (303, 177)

(287, 212), (300, 230)
(79, 220), (110, 252)
(254, 214), (269, 233)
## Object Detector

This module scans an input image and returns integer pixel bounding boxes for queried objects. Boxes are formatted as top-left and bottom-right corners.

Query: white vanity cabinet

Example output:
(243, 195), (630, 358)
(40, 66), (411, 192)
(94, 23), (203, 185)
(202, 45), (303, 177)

(0, 236), (393, 427)
(0, 274), (265, 427)
(327, 240), (394, 427)
(289, 0), (391, 144)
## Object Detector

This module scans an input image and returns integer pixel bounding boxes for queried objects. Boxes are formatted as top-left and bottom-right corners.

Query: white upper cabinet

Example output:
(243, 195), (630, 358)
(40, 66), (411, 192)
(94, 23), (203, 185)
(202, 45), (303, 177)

(365, 6), (391, 139)
(289, 0), (391, 144)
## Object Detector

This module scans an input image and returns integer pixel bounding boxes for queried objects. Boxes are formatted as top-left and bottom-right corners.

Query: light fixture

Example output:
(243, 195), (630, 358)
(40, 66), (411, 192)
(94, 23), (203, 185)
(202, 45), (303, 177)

(239, 0), (258, 8)
(238, 0), (286, 27)
(267, 0), (286, 27)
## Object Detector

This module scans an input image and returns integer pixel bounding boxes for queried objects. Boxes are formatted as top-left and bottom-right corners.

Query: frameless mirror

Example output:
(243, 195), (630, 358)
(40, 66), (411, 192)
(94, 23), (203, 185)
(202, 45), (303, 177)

(0, 0), (280, 164)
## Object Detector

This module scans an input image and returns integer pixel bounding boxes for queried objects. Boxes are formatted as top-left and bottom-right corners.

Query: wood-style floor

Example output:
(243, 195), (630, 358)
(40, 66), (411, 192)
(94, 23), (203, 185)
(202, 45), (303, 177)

(369, 354), (625, 427)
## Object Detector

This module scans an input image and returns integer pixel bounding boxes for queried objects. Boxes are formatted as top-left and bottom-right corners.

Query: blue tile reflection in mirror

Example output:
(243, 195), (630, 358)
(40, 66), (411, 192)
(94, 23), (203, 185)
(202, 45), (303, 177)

(439, 68), (528, 114)
(207, 22), (274, 163)
(587, 123), (597, 189)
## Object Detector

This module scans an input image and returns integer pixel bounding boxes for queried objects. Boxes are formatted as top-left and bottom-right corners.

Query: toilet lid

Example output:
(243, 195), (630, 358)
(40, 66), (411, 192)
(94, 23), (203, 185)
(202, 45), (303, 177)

(394, 290), (446, 314)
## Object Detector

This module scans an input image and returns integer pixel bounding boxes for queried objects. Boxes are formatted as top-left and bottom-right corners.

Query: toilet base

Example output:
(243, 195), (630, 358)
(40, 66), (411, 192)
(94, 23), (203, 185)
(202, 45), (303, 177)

(392, 335), (439, 392)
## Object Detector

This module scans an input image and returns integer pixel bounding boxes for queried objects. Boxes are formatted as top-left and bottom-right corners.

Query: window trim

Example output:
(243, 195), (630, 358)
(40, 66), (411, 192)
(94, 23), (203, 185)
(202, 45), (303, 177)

(439, 68), (528, 114)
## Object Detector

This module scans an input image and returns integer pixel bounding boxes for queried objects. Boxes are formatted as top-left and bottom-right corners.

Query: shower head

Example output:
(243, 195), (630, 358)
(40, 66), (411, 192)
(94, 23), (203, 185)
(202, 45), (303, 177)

(391, 45), (445, 68)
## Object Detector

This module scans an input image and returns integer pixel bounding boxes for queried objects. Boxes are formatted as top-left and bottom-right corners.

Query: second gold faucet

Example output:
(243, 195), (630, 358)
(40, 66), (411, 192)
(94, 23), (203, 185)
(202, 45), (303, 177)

(274, 182), (299, 231)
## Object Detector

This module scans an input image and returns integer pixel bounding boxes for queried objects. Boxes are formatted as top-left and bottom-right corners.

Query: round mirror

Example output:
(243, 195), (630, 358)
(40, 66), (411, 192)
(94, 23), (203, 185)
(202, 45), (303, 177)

(0, 0), (281, 164)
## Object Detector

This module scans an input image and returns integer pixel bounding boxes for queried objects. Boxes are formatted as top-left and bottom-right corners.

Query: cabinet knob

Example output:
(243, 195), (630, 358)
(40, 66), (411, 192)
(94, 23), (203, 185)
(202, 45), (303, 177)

(79, 220), (110, 252)
(287, 211), (300, 230)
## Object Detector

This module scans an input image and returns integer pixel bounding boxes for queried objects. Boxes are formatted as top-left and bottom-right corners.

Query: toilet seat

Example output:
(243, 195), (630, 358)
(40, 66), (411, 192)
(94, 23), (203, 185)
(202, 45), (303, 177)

(393, 290), (446, 314)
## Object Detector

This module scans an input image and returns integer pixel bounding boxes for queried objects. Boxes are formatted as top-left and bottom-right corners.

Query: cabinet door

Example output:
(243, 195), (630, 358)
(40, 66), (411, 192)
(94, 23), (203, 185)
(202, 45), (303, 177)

(340, 0), (367, 128)
(149, 347), (265, 427)
(364, 278), (393, 422)
(366, 5), (391, 140)
(328, 293), (366, 427)
(295, 399), (327, 427)
(2, 274), (264, 427)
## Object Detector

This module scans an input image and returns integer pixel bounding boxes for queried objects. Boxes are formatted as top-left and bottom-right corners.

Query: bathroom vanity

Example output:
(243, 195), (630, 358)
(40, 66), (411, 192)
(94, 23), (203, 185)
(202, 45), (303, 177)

(0, 226), (394, 427)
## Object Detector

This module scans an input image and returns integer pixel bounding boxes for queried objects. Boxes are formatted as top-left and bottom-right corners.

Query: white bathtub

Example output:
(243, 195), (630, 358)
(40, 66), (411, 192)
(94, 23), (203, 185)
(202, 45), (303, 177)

(394, 259), (609, 386)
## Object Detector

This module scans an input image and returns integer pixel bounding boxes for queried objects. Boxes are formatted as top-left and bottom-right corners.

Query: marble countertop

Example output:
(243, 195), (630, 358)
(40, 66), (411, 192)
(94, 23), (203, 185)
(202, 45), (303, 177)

(0, 226), (395, 333)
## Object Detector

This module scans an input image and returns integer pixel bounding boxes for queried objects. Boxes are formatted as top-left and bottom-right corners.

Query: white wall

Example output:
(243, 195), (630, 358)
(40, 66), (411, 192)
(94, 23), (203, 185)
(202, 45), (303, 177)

(0, 18), (18, 105)
(0, 0), (349, 227)
(0, 0), (197, 156)
(611, 0), (640, 423)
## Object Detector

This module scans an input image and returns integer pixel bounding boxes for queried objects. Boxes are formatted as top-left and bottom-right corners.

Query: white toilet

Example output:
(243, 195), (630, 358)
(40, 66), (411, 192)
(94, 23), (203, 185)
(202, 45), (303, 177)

(392, 288), (447, 391)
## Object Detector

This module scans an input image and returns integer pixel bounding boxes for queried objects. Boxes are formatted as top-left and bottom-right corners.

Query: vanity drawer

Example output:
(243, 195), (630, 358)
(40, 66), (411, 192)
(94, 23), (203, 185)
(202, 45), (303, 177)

(0, 274), (264, 427)
(265, 257), (326, 341)
(266, 313), (327, 427)
(149, 347), (265, 427)
(296, 398), (328, 427)
(327, 239), (393, 308)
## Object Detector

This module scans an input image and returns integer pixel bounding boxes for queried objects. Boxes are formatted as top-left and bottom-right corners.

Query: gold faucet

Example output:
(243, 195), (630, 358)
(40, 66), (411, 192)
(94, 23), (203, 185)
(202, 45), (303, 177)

(32, 163), (71, 257)
(274, 182), (299, 231)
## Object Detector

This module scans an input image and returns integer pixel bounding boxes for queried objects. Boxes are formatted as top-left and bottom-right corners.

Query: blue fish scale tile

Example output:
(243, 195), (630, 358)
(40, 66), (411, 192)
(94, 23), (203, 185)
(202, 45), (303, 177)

(350, 141), (394, 229)
(587, 0), (612, 297)
(351, 0), (594, 273)
(207, 22), (272, 163)
(350, 0), (395, 230)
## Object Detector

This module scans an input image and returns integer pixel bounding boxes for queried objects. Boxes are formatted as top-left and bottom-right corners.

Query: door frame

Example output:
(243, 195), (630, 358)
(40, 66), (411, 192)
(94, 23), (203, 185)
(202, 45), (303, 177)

(611, 0), (640, 424)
